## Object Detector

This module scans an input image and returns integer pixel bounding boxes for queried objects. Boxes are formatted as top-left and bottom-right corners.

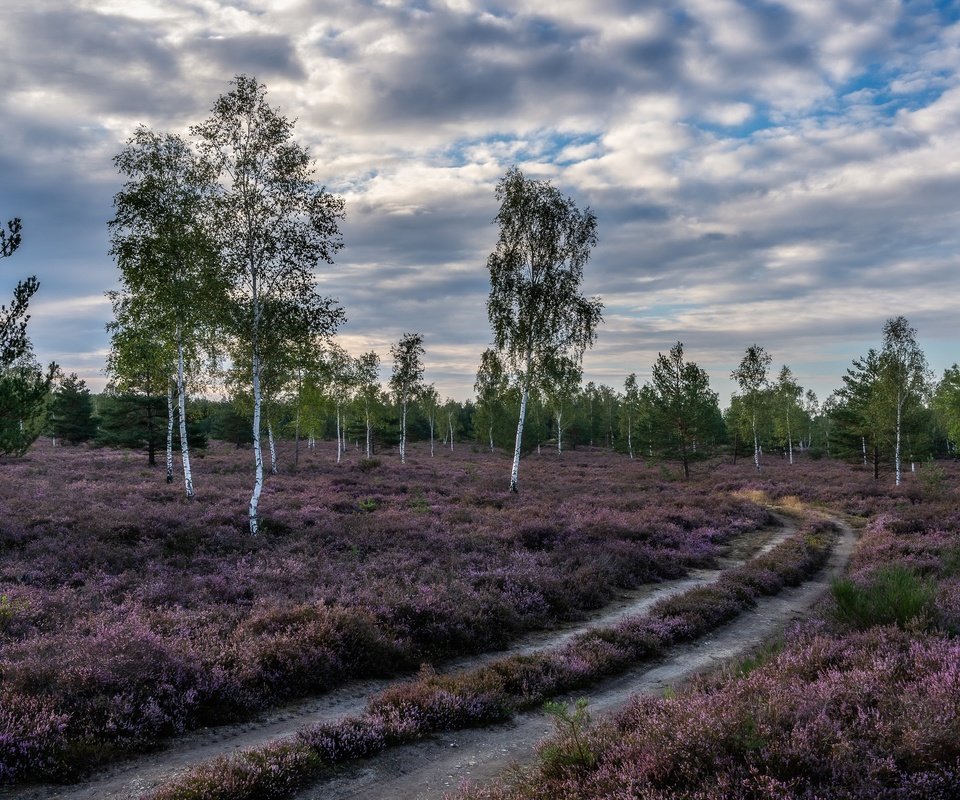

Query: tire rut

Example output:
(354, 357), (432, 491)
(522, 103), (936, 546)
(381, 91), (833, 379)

(0, 514), (802, 800)
(292, 515), (856, 800)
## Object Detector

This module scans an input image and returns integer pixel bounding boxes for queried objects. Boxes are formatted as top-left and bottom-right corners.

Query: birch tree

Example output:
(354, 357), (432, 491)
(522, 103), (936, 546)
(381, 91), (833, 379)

(474, 348), (508, 452)
(389, 332), (425, 463)
(880, 316), (930, 486)
(486, 167), (603, 492)
(442, 398), (460, 451)
(803, 389), (819, 450)
(934, 365), (960, 454)
(621, 373), (639, 459)
(109, 128), (222, 499)
(325, 342), (355, 462)
(193, 75), (345, 534)
(354, 351), (380, 458)
(731, 344), (771, 472)
(541, 354), (581, 454)
(419, 383), (440, 456)
(774, 365), (802, 464)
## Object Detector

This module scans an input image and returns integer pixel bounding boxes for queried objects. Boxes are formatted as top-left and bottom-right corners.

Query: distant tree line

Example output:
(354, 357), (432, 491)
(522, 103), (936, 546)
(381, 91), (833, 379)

(2, 76), (955, 533)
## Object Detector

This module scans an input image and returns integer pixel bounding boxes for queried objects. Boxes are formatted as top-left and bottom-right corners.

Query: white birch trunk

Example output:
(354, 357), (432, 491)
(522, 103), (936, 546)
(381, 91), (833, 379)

(249, 347), (264, 536)
(400, 401), (407, 463)
(488, 422), (493, 453)
(267, 418), (278, 475)
(895, 391), (902, 486)
(862, 436), (868, 466)
(752, 410), (761, 472)
(293, 385), (301, 468)
(430, 416), (435, 457)
(786, 407), (793, 465)
(448, 416), (454, 451)
(365, 406), (372, 458)
(509, 388), (528, 492)
(166, 382), (175, 484)
(176, 335), (194, 499)
(336, 406), (342, 463)
(627, 417), (633, 459)
(556, 409), (563, 454)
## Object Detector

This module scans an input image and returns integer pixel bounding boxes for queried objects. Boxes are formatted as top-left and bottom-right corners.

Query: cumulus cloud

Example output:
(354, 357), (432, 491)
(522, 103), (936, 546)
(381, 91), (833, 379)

(0, 0), (958, 402)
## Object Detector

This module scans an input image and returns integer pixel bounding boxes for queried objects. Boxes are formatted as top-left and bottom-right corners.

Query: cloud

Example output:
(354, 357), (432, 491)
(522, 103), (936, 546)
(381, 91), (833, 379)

(0, 0), (958, 407)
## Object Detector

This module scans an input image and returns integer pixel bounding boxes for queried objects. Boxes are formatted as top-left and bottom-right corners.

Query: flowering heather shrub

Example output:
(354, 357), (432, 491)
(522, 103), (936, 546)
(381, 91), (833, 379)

(0, 693), (69, 782)
(458, 628), (960, 800)
(0, 440), (772, 782)
(148, 515), (832, 800)
(455, 462), (960, 800)
(146, 741), (323, 800)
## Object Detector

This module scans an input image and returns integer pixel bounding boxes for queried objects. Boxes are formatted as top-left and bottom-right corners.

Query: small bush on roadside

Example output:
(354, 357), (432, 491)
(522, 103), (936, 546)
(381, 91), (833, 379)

(832, 565), (937, 630)
(537, 698), (597, 778)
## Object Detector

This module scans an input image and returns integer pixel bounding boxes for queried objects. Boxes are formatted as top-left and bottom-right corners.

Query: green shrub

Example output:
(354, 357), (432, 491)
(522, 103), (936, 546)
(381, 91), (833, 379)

(831, 565), (937, 630)
(538, 698), (598, 778)
(358, 497), (378, 513)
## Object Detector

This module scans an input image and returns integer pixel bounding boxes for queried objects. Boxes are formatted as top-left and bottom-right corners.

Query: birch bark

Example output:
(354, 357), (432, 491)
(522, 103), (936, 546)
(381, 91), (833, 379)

(166, 382), (175, 484)
(176, 333), (194, 498)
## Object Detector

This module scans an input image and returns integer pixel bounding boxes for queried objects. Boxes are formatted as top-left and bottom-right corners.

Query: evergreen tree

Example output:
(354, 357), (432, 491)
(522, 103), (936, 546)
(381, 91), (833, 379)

(0, 218), (57, 456)
(96, 391), (166, 459)
(651, 342), (719, 478)
(50, 373), (98, 444)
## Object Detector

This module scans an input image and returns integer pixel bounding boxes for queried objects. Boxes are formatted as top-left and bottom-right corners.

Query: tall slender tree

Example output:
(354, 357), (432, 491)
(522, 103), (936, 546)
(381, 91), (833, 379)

(934, 365), (960, 454)
(389, 332), (425, 463)
(731, 344), (771, 472)
(354, 351), (380, 458)
(541, 354), (581, 454)
(0, 218), (57, 457)
(419, 383), (440, 457)
(652, 342), (718, 478)
(193, 75), (345, 534)
(474, 348), (508, 453)
(325, 342), (355, 462)
(803, 389), (819, 450)
(109, 128), (223, 498)
(774, 365), (802, 465)
(621, 373), (640, 459)
(880, 316), (930, 486)
(486, 167), (603, 492)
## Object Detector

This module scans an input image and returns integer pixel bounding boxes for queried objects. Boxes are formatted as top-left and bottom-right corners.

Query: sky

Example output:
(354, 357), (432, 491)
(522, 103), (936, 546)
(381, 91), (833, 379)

(1, 0), (959, 406)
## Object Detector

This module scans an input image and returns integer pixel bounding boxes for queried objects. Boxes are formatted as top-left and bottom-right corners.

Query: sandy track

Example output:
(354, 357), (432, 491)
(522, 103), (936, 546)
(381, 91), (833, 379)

(292, 516), (855, 800)
(0, 514), (815, 800)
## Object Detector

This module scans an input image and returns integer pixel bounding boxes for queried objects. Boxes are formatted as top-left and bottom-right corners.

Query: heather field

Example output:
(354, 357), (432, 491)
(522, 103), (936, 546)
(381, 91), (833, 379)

(4, 441), (958, 799)
(456, 463), (960, 800)
(0, 439), (772, 784)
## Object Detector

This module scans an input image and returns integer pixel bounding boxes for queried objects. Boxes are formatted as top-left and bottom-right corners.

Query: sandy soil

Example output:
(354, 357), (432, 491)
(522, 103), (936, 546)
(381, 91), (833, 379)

(294, 516), (855, 800)
(0, 512), (848, 800)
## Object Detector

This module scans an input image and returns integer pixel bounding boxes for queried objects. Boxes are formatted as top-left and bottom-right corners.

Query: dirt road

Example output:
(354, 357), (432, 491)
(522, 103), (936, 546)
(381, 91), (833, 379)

(1, 513), (849, 800)
(292, 516), (856, 800)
